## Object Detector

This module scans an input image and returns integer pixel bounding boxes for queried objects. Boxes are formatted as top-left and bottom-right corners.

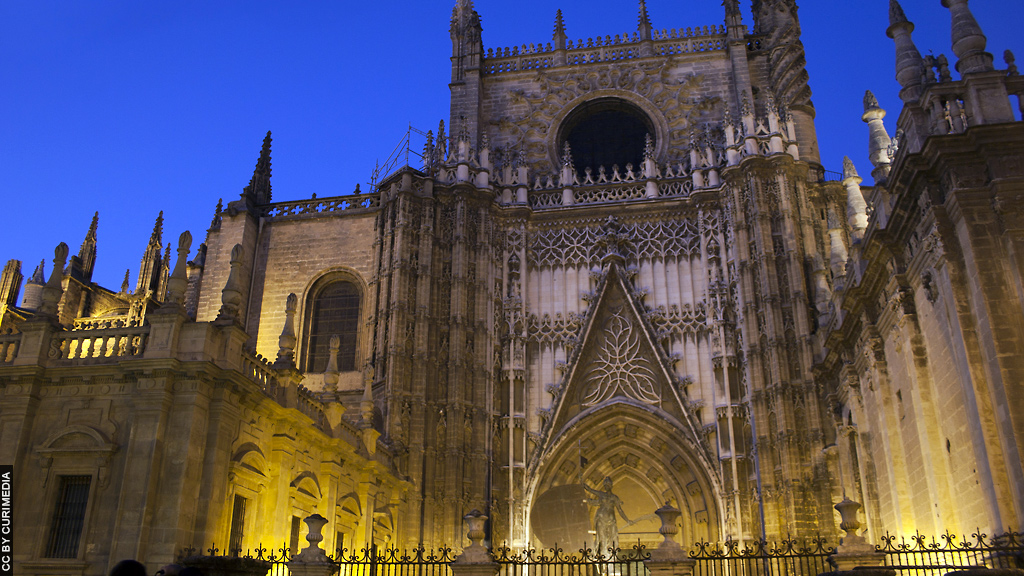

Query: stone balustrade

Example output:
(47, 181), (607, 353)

(50, 325), (149, 363)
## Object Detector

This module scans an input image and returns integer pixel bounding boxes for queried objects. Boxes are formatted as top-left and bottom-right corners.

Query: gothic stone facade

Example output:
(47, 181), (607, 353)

(1, 0), (1023, 574)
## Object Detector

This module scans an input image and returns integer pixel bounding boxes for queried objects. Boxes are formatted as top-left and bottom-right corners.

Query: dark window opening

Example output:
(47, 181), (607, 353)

(229, 494), (247, 554)
(46, 475), (91, 559)
(305, 282), (360, 373)
(290, 515), (302, 555)
(558, 98), (655, 176)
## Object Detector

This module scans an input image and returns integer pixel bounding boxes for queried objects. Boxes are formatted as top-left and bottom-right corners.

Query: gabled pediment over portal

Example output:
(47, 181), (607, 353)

(542, 263), (702, 447)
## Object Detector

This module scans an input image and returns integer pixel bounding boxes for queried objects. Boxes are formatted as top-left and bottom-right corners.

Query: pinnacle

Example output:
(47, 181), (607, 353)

(257, 131), (272, 175)
(29, 260), (45, 284)
(553, 9), (565, 37)
(637, 0), (652, 38)
(889, 0), (910, 27)
(86, 211), (98, 240)
(151, 211), (164, 244)
(863, 90), (881, 112)
(842, 156), (861, 180)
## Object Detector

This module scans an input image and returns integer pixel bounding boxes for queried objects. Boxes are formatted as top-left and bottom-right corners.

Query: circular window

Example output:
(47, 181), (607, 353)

(558, 98), (656, 176)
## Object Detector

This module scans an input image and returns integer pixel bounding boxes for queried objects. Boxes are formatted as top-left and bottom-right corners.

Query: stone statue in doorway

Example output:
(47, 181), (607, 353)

(585, 476), (631, 554)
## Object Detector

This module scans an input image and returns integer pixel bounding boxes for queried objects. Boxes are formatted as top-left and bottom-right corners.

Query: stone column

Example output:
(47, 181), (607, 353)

(645, 503), (696, 576)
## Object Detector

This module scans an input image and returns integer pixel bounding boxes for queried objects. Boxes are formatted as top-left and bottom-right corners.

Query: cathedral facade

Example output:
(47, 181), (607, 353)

(2, 1), (1023, 574)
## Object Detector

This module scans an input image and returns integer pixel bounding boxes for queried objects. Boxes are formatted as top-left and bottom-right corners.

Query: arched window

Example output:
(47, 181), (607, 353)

(304, 281), (360, 373)
(557, 98), (656, 176)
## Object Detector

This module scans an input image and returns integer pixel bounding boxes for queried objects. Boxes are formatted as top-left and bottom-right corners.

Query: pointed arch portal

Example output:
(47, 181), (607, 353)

(528, 401), (723, 550)
(525, 264), (724, 550)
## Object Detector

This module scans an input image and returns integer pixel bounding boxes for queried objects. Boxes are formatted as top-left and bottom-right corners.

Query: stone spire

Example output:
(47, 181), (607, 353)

(275, 293), (299, 369)
(209, 198), (223, 231)
(941, 0), (993, 74)
(38, 243), (69, 318)
(842, 157), (869, 242)
(553, 9), (567, 48)
(216, 244), (245, 323)
(21, 260), (44, 311)
(0, 260), (23, 310)
(861, 90), (892, 184)
(449, 0), (483, 143)
(78, 212), (98, 281)
(887, 0), (925, 103)
(163, 231), (192, 307)
(243, 131), (273, 205)
(120, 269), (130, 294)
(137, 211), (164, 294)
(637, 0), (652, 41)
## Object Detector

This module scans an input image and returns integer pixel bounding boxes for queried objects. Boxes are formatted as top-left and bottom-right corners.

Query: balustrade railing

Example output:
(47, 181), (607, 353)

(483, 26), (727, 75)
(261, 193), (381, 219)
(50, 325), (149, 363)
(297, 383), (330, 433)
(242, 351), (277, 398)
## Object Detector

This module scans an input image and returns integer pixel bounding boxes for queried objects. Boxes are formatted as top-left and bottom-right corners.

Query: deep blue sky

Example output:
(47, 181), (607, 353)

(2, 1), (1019, 293)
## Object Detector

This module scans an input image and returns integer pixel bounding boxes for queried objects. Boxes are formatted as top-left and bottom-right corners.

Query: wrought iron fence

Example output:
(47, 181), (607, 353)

(878, 530), (1024, 576)
(494, 544), (650, 576)
(176, 531), (1024, 576)
(689, 537), (834, 576)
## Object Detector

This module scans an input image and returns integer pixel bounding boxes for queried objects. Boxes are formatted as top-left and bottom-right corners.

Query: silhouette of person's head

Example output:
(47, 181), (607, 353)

(109, 559), (147, 576)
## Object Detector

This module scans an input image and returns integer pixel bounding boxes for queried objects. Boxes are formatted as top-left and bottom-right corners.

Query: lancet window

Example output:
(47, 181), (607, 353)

(303, 281), (360, 373)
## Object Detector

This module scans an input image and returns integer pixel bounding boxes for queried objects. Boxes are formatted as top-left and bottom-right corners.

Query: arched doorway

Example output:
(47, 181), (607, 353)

(527, 400), (723, 551)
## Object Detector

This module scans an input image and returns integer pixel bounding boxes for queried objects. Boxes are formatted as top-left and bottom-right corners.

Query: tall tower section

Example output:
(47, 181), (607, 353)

(428, 0), (840, 546)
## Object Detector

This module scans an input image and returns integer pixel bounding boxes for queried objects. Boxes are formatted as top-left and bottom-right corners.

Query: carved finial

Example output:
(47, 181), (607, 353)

(862, 90), (892, 181)
(38, 242), (69, 318)
(843, 158), (869, 242)
(360, 370), (374, 425)
(638, 0), (652, 41)
(323, 334), (340, 391)
(217, 244), (245, 323)
(163, 231), (192, 307)
(437, 120), (448, 163)
(1005, 50), (1018, 76)
(935, 54), (952, 82)
(120, 269), (130, 293)
(276, 293), (299, 369)
(422, 130), (435, 171)
(842, 157), (860, 181)
(941, 0), (993, 74)
(740, 92), (753, 118)
(210, 198), (223, 230)
(561, 141), (573, 167)
(644, 133), (655, 160)
(889, 0), (908, 26)
(887, 0), (925, 101)
(863, 90), (881, 112)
